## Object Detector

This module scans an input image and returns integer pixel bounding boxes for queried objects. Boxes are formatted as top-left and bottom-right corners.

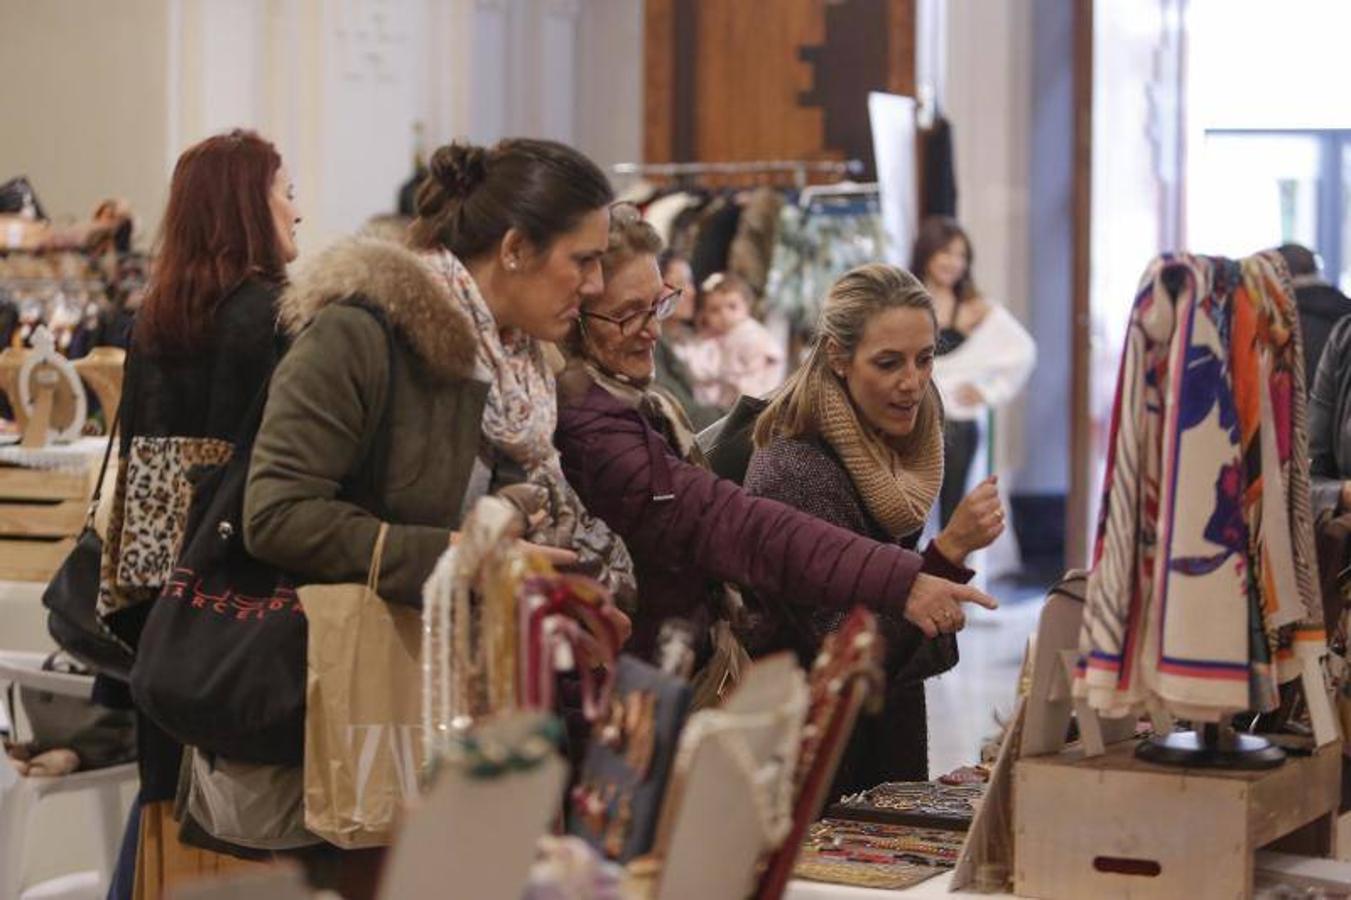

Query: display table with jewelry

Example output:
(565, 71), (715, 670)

(25, 493), (1351, 900)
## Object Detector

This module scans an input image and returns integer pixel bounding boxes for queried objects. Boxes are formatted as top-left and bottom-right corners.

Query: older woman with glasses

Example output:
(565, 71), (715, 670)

(555, 205), (995, 699)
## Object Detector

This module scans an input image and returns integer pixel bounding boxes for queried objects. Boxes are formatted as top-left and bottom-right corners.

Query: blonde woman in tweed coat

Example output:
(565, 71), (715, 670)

(745, 263), (1005, 793)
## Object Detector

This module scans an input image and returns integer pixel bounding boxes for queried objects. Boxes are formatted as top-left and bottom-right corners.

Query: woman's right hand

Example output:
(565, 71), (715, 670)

(903, 572), (998, 639)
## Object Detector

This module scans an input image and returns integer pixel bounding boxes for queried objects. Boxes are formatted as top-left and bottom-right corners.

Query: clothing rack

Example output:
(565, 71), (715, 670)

(612, 159), (863, 190)
(797, 181), (880, 209)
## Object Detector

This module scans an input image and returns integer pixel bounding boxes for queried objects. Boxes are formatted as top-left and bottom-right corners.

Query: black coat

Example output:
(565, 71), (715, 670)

(97, 277), (285, 802)
(1309, 314), (1351, 520)
(1296, 279), (1351, 391)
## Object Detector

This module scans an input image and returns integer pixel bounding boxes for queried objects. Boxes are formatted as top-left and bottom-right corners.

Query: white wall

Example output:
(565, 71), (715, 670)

(576, 0), (645, 172)
(1188, 0), (1351, 132)
(1081, 0), (1182, 555)
(3, 0), (645, 253)
(0, 0), (170, 239)
(944, 0), (1036, 488)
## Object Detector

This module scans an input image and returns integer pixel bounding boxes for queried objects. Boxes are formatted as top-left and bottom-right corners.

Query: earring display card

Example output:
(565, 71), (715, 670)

(567, 655), (692, 862)
(826, 780), (985, 831)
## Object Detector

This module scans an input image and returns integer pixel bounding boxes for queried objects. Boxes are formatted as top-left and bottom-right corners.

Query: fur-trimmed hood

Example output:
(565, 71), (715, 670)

(279, 237), (478, 382)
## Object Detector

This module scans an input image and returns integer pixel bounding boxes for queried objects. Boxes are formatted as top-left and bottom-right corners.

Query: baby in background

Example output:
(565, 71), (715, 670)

(681, 272), (785, 409)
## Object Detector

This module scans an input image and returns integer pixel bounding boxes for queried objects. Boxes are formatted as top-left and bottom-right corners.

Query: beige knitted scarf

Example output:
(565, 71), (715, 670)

(815, 375), (944, 538)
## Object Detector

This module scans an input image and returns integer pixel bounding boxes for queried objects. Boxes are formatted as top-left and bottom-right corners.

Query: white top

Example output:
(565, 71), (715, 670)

(933, 303), (1036, 422)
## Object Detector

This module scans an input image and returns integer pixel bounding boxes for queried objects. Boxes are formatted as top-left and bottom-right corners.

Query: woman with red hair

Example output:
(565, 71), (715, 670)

(96, 128), (300, 898)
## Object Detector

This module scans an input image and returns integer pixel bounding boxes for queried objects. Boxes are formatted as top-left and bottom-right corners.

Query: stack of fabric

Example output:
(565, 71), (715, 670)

(1077, 251), (1326, 722)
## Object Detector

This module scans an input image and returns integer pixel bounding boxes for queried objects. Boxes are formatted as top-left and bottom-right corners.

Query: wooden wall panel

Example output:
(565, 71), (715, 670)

(644, 0), (917, 172)
(643, 0), (675, 163)
(887, 0), (916, 97)
(693, 0), (826, 165)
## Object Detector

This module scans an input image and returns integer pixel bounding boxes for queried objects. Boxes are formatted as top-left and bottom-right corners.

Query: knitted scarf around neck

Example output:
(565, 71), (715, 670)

(815, 375), (944, 539)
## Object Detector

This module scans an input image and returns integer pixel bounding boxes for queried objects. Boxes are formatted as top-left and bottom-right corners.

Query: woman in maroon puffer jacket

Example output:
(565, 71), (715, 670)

(553, 205), (995, 680)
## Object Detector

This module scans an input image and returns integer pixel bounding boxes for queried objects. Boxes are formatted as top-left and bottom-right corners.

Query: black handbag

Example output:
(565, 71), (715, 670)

(695, 394), (769, 486)
(130, 302), (396, 766)
(41, 412), (137, 681)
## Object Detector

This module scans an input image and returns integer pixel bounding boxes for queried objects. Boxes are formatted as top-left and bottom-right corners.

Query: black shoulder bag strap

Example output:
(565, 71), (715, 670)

(83, 405), (121, 531)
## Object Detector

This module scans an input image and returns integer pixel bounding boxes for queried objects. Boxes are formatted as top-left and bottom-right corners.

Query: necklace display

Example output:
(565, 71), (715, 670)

(567, 657), (694, 864)
(423, 496), (622, 770)
(793, 818), (965, 891)
(571, 687), (660, 856)
(829, 780), (986, 829)
(653, 668), (809, 857)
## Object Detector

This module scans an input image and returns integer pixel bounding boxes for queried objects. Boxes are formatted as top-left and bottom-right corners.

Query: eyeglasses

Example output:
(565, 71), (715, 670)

(580, 287), (681, 336)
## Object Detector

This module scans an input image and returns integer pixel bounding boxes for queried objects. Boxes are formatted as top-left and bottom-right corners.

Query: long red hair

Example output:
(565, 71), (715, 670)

(136, 129), (286, 356)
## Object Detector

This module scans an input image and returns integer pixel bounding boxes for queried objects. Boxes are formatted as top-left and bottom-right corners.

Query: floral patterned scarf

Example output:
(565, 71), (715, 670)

(425, 249), (635, 598)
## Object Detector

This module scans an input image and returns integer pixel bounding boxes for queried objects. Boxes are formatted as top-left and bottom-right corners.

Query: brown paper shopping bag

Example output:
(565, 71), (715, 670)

(301, 524), (424, 848)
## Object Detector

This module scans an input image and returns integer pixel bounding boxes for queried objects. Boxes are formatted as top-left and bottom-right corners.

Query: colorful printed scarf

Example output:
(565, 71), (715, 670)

(1077, 252), (1325, 721)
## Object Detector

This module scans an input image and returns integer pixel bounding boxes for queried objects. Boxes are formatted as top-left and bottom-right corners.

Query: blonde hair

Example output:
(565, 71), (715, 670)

(753, 263), (942, 448)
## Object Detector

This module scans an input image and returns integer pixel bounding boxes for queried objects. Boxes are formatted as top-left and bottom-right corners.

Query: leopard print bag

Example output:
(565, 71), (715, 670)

(97, 436), (233, 617)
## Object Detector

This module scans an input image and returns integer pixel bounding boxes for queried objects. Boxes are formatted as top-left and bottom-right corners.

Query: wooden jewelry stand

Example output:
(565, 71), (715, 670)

(0, 330), (121, 581)
(1008, 575), (1344, 899)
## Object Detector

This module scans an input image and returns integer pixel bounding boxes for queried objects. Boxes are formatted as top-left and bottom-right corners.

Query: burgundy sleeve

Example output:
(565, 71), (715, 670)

(921, 541), (975, 583)
(562, 425), (924, 616)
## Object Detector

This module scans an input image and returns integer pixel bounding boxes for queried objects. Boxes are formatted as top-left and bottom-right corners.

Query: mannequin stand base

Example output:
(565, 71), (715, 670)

(1135, 730), (1287, 770)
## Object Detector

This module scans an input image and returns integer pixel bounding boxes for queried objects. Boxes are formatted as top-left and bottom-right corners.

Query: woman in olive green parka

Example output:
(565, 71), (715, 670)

(245, 137), (631, 610)
(244, 234), (488, 605)
(240, 140), (627, 894)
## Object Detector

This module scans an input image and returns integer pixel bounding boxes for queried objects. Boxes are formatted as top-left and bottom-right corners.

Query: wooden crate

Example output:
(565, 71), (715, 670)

(1014, 739), (1341, 900)
(0, 462), (97, 582)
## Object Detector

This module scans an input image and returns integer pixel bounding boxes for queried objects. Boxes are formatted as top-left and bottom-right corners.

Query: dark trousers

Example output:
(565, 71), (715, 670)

(105, 801), (140, 900)
(940, 418), (980, 526)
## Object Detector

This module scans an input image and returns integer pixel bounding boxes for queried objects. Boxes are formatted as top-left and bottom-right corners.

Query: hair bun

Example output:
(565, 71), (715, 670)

(430, 143), (488, 198)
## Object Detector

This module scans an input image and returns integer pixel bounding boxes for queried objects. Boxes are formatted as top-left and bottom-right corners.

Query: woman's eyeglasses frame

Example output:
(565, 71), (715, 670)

(579, 286), (681, 336)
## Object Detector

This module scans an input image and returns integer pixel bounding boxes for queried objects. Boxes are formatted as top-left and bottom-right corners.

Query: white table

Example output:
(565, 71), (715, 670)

(787, 872), (999, 898)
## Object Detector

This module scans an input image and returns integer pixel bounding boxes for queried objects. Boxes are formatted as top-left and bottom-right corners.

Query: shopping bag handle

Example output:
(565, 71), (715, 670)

(367, 522), (390, 595)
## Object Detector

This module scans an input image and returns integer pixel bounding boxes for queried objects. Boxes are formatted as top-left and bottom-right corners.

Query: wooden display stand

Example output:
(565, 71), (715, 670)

(1013, 739), (1341, 900)
(0, 337), (122, 582)
(0, 463), (97, 582)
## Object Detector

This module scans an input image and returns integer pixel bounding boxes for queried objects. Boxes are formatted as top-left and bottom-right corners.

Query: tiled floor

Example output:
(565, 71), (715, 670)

(925, 576), (1049, 777)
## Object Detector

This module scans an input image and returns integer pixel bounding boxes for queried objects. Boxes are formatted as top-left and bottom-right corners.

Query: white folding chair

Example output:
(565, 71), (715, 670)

(0, 651), (136, 900)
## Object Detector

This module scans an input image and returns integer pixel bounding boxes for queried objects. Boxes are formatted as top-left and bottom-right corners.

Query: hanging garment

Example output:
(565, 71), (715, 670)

(728, 187), (785, 302)
(690, 196), (743, 286)
(643, 191), (701, 247)
(1076, 253), (1325, 722)
(763, 199), (887, 333)
(920, 116), (957, 219)
(667, 194), (714, 263)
